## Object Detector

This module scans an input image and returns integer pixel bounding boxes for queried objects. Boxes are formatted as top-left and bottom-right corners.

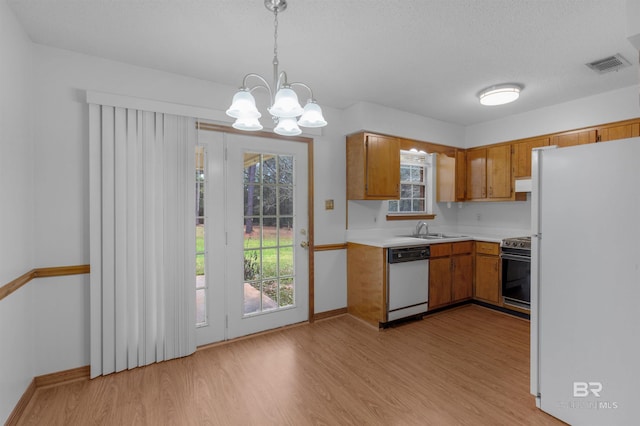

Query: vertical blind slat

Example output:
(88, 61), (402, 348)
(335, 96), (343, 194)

(114, 106), (128, 373)
(126, 108), (140, 371)
(100, 105), (116, 376)
(89, 104), (103, 379)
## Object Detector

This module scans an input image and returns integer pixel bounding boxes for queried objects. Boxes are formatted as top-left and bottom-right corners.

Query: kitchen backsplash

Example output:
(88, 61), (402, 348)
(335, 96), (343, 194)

(347, 196), (531, 235)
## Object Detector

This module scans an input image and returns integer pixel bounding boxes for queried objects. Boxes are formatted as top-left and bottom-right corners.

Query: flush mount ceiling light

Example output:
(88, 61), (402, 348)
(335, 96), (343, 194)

(226, 0), (327, 136)
(478, 84), (523, 106)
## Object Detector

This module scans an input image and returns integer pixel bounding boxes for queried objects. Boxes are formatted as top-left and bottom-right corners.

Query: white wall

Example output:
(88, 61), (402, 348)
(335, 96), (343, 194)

(25, 41), (349, 375)
(0, 1), (35, 422)
(627, 0), (640, 49)
(465, 85), (640, 148)
(344, 101), (466, 147)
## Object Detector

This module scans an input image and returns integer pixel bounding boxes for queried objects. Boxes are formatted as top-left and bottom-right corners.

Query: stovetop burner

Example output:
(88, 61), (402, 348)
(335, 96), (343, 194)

(501, 236), (531, 250)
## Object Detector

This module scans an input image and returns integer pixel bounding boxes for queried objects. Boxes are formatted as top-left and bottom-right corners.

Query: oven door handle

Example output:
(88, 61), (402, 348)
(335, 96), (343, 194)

(500, 252), (531, 262)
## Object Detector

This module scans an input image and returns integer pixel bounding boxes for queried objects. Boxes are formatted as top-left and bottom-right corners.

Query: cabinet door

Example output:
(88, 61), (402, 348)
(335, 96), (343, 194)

(455, 150), (467, 201)
(550, 129), (596, 147)
(366, 135), (400, 198)
(429, 257), (452, 309)
(451, 253), (473, 302)
(436, 153), (456, 202)
(466, 149), (486, 199)
(486, 145), (511, 198)
(598, 121), (640, 142)
(513, 137), (550, 178)
(475, 255), (500, 304)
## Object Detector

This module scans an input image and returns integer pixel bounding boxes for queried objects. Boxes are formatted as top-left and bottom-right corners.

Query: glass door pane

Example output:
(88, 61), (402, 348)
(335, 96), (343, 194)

(242, 153), (296, 315)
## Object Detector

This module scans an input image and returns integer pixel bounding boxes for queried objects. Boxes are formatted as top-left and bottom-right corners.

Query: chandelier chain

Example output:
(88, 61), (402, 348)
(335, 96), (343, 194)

(273, 8), (279, 63)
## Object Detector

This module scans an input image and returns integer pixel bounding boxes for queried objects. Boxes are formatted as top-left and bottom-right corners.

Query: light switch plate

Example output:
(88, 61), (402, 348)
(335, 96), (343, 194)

(324, 199), (334, 210)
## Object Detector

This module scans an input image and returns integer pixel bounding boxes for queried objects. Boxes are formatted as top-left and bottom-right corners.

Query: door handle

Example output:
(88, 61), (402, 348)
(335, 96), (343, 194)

(300, 241), (309, 249)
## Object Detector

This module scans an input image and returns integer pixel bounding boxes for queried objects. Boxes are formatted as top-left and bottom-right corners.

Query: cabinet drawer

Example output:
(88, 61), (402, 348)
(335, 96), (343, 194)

(429, 243), (452, 257)
(452, 241), (473, 255)
(475, 241), (500, 256)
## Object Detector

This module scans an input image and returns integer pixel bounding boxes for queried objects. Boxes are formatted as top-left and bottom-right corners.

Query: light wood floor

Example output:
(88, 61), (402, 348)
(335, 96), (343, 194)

(18, 305), (563, 425)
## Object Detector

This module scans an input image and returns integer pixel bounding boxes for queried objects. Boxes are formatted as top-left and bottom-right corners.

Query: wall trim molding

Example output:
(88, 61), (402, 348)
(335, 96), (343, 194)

(313, 307), (348, 321)
(314, 243), (347, 252)
(0, 264), (90, 302)
(6, 366), (91, 425)
(4, 379), (36, 426)
(35, 365), (91, 389)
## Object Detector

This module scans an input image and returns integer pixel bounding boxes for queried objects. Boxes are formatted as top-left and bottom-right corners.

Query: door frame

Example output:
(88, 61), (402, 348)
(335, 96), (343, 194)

(197, 122), (315, 323)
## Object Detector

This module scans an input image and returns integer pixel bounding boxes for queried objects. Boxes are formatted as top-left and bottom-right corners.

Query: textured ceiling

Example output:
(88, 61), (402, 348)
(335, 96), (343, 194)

(8, 0), (640, 126)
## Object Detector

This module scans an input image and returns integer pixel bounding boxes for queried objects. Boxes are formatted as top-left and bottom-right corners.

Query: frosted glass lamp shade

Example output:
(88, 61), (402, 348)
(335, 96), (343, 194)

(297, 101), (327, 127)
(274, 117), (302, 136)
(232, 116), (263, 131)
(478, 84), (522, 106)
(268, 88), (304, 118)
(226, 90), (261, 118)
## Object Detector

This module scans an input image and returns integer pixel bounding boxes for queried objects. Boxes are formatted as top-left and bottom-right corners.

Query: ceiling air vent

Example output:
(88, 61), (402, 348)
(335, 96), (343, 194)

(586, 54), (631, 74)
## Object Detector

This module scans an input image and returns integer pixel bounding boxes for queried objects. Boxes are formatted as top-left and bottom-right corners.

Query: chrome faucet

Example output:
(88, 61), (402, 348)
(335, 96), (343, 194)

(415, 221), (429, 237)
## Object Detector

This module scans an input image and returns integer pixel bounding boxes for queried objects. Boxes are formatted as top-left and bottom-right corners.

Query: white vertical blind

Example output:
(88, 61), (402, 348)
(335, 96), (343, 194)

(89, 104), (196, 378)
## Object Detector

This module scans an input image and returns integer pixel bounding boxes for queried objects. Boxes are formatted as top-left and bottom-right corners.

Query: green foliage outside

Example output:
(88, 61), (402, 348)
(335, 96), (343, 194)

(196, 225), (294, 307)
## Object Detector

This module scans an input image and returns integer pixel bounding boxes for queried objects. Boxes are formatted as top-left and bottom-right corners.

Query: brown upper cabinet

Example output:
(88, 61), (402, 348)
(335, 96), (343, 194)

(466, 149), (487, 199)
(436, 149), (466, 202)
(550, 119), (640, 147)
(347, 133), (400, 200)
(512, 136), (550, 179)
(597, 120), (640, 142)
(455, 150), (466, 201)
(487, 145), (512, 198)
(550, 128), (597, 147)
(466, 145), (515, 201)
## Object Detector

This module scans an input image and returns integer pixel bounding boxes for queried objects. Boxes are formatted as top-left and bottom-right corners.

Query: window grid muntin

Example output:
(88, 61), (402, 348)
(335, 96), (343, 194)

(243, 153), (295, 316)
(389, 152), (429, 214)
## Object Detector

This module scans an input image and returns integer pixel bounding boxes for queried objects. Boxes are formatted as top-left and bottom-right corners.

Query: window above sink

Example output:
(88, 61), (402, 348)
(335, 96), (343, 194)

(387, 150), (434, 219)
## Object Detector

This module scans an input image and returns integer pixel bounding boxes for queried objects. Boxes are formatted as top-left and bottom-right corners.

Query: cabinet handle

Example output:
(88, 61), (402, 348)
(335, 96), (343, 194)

(494, 262), (498, 272)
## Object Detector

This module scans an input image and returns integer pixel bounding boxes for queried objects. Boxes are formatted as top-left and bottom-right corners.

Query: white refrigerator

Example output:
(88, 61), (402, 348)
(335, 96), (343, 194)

(530, 138), (640, 425)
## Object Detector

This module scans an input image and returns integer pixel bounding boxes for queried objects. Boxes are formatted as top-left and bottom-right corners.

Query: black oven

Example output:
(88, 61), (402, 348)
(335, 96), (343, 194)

(501, 237), (531, 310)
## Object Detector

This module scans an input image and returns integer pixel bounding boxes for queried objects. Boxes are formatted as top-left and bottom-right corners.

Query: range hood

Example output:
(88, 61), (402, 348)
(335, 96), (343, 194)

(515, 178), (532, 193)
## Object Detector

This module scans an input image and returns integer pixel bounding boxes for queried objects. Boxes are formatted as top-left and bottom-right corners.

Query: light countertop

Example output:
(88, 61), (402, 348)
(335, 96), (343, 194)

(346, 229), (529, 248)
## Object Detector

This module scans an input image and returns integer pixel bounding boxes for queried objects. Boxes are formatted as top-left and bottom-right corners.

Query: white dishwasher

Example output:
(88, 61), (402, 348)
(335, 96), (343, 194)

(387, 245), (430, 322)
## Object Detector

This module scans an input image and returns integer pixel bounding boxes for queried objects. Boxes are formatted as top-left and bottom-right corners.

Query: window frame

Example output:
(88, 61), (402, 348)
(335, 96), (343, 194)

(386, 150), (435, 221)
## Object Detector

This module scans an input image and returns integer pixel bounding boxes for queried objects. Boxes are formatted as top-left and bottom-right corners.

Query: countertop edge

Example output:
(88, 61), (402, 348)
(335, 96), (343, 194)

(347, 234), (506, 248)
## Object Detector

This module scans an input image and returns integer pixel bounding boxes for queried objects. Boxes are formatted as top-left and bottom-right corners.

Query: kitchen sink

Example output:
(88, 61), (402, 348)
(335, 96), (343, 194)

(398, 233), (467, 240)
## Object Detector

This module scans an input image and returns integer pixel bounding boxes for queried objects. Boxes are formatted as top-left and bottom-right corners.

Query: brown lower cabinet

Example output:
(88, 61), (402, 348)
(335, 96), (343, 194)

(346, 243), (388, 327)
(474, 242), (501, 304)
(428, 241), (474, 309)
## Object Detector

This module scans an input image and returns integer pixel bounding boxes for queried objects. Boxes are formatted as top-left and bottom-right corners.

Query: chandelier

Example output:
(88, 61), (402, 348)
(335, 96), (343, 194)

(226, 0), (327, 136)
